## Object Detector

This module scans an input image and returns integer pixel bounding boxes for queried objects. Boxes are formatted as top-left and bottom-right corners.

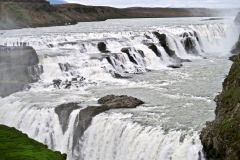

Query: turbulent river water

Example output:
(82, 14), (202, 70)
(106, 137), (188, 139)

(0, 17), (239, 160)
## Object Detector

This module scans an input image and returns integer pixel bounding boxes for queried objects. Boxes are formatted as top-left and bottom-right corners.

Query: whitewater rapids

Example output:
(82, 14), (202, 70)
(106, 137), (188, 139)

(0, 17), (238, 160)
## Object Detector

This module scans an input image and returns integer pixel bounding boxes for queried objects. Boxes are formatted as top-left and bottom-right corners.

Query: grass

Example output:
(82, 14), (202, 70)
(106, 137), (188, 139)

(0, 125), (66, 160)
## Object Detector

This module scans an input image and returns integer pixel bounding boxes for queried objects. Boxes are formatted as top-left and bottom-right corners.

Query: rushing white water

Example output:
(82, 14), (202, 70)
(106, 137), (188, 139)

(81, 113), (203, 160)
(0, 17), (238, 160)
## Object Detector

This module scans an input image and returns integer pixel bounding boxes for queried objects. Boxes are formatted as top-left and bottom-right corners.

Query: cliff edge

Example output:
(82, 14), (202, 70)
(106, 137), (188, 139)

(200, 13), (240, 160)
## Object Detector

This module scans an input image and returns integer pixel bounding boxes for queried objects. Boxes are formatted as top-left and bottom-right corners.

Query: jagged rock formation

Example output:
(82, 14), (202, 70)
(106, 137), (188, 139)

(0, 1), (234, 30)
(0, 46), (42, 97)
(200, 52), (240, 160)
(55, 95), (144, 139)
(200, 13), (240, 160)
(0, 124), (67, 160)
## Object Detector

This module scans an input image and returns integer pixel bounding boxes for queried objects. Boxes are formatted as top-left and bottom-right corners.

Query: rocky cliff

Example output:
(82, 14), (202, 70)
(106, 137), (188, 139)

(0, 1), (235, 30)
(0, 46), (42, 97)
(200, 13), (240, 160)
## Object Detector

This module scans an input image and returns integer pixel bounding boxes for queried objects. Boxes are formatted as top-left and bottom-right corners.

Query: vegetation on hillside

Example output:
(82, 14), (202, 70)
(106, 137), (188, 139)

(200, 54), (240, 160)
(0, 125), (66, 160)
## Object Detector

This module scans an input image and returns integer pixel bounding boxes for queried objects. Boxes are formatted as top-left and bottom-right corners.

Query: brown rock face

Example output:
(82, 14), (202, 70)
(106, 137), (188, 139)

(200, 54), (240, 160)
(201, 15), (240, 158)
(55, 95), (143, 141)
(54, 95), (143, 151)
(98, 95), (144, 108)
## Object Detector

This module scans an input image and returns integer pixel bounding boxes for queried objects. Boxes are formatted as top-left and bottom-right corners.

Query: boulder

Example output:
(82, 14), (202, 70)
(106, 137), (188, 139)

(98, 95), (144, 108)
(168, 64), (183, 69)
(97, 42), (110, 53)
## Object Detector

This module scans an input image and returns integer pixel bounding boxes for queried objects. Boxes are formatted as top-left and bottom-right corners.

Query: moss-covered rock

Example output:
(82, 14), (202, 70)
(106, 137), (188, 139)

(0, 125), (67, 160)
(200, 54), (240, 160)
(201, 13), (240, 160)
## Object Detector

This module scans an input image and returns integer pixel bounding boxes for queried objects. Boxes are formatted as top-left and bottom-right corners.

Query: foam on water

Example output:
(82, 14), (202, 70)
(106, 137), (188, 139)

(0, 17), (238, 160)
(81, 113), (204, 160)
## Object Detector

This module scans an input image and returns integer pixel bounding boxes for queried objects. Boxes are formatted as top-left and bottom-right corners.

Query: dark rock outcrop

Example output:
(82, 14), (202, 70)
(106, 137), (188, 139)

(0, 46), (42, 97)
(200, 54), (240, 160)
(121, 48), (138, 65)
(153, 32), (184, 67)
(183, 37), (198, 54)
(55, 95), (143, 142)
(148, 44), (162, 57)
(98, 95), (144, 108)
(97, 42), (109, 53)
(153, 32), (176, 57)
(55, 103), (82, 133)
(168, 64), (183, 68)
(77, 95), (143, 136)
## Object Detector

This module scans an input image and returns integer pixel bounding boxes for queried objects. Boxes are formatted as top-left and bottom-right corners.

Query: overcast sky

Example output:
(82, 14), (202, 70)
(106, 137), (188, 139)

(50, 0), (240, 8)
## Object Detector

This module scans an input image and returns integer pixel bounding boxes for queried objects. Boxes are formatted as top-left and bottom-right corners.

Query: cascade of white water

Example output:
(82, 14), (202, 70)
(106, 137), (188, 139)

(0, 23), (233, 86)
(81, 113), (204, 160)
(0, 18), (237, 160)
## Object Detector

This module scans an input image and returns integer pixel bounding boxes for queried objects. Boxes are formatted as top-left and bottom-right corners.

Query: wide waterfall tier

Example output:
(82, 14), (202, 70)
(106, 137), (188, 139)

(0, 17), (237, 160)
(0, 18), (238, 90)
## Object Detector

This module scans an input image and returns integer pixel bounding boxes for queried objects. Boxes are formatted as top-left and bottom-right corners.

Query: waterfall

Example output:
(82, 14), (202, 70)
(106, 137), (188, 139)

(0, 22), (235, 87)
(0, 18), (237, 160)
(81, 113), (204, 160)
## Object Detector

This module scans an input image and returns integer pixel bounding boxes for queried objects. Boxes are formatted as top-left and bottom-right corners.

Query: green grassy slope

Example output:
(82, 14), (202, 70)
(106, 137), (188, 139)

(0, 125), (66, 160)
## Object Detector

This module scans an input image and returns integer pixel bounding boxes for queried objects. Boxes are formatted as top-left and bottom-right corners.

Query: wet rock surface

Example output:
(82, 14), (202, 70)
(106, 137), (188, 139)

(121, 48), (138, 65)
(79, 95), (143, 136)
(148, 43), (162, 57)
(98, 95), (144, 109)
(200, 54), (240, 160)
(201, 15), (240, 159)
(97, 42), (110, 53)
(0, 46), (42, 97)
(52, 76), (86, 89)
(55, 95), (144, 141)
(55, 103), (82, 133)
(153, 32), (176, 58)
